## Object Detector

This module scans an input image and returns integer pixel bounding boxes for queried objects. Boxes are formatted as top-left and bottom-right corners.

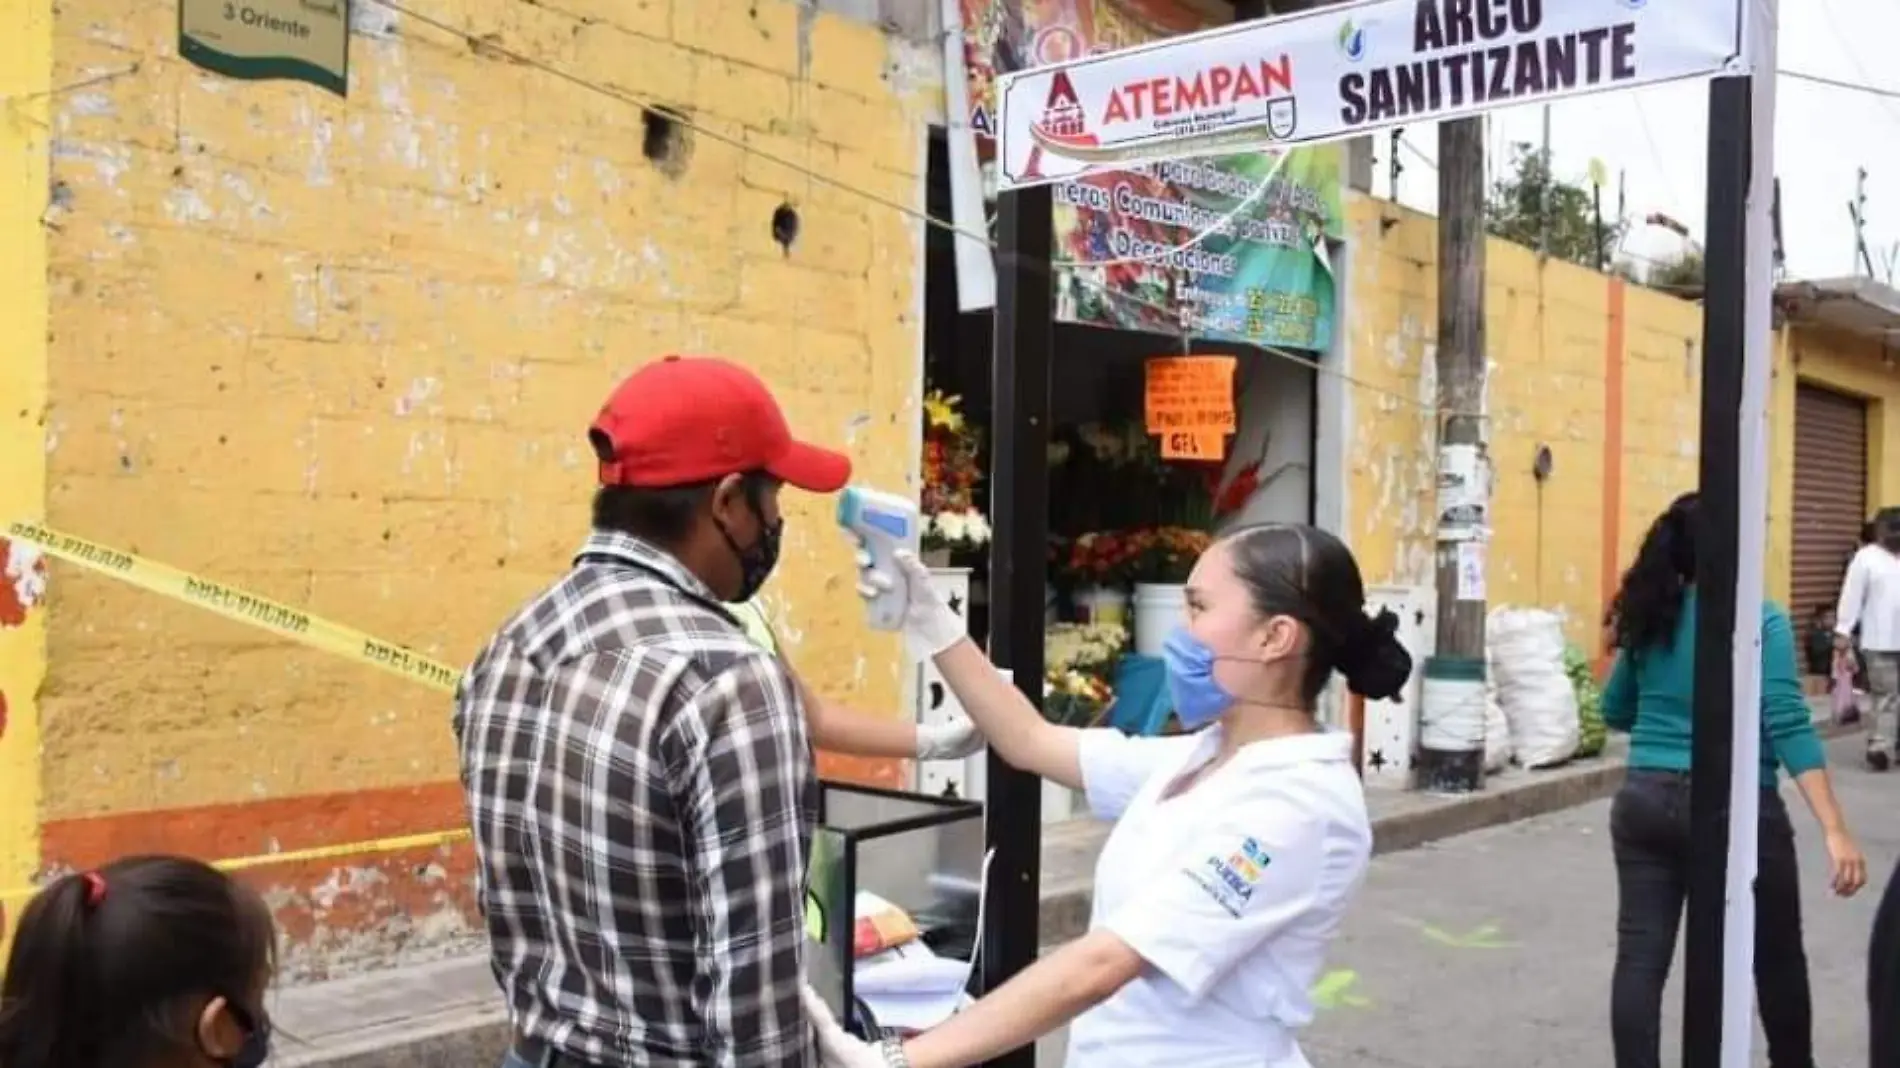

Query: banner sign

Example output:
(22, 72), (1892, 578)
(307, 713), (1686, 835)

(179, 0), (351, 97)
(956, 0), (1346, 352)
(996, 0), (1743, 189)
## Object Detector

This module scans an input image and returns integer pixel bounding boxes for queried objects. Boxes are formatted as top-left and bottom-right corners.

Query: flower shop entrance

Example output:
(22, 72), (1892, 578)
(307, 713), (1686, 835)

(916, 130), (1325, 820)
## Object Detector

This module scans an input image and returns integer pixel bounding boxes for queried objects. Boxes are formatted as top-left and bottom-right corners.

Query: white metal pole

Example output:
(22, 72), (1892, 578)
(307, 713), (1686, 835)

(1723, 1), (1777, 1065)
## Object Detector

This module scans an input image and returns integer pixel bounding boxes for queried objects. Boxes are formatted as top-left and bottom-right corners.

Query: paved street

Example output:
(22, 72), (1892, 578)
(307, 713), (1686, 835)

(1042, 733), (1893, 1068)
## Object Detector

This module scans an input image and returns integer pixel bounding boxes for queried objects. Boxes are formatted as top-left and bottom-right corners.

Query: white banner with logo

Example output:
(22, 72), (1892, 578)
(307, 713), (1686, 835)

(995, 0), (1743, 190)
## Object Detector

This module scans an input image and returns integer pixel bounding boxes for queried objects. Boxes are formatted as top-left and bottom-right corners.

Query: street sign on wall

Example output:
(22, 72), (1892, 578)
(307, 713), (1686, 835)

(995, 0), (1744, 190)
(179, 0), (351, 97)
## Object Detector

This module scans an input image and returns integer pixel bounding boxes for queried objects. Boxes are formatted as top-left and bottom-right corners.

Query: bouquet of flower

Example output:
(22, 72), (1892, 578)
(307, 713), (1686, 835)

(1043, 621), (1126, 727)
(1058, 531), (1141, 589)
(922, 391), (988, 555)
(1126, 526), (1213, 586)
(1046, 621), (1129, 676)
(1043, 668), (1116, 728)
(923, 509), (992, 554)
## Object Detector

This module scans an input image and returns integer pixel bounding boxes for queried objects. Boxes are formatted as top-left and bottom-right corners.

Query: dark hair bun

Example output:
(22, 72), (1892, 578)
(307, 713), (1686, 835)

(1336, 607), (1413, 701)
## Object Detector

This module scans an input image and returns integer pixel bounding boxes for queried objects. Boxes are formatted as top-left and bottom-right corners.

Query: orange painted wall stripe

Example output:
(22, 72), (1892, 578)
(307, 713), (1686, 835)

(1599, 278), (1628, 666)
(41, 750), (900, 870)
(40, 781), (467, 866)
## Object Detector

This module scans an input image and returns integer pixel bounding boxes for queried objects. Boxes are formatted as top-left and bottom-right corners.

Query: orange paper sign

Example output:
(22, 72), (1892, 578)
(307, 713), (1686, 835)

(1145, 356), (1238, 434)
(1159, 429), (1227, 462)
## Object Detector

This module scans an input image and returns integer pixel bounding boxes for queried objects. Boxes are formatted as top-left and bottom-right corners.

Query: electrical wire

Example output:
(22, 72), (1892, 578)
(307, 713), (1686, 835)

(1628, 94), (1690, 223)
(1813, 0), (1900, 121)
(0, 64), (142, 108)
(1400, 138), (1438, 172)
(1780, 67), (1900, 101)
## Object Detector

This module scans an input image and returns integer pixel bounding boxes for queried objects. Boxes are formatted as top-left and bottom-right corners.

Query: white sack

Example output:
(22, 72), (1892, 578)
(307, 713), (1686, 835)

(1487, 607), (1580, 769)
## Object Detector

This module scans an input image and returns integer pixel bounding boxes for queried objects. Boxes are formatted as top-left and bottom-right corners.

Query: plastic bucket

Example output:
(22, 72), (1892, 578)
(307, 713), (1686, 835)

(1074, 586), (1129, 627)
(1132, 583), (1187, 656)
(1417, 656), (1486, 793)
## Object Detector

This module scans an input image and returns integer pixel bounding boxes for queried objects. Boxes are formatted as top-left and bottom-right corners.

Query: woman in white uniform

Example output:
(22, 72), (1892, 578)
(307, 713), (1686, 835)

(811, 523), (1412, 1068)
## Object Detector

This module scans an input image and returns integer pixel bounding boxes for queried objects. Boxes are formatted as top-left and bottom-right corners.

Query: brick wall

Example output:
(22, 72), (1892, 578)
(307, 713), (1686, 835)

(1, 0), (932, 976)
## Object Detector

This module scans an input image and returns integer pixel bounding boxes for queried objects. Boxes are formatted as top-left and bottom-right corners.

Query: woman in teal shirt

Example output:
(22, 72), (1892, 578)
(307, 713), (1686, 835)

(1602, 492), (1866, 1068)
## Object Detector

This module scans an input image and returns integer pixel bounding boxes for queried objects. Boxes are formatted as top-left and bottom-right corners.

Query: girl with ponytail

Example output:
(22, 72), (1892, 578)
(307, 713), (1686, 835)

(0, 855), (277, 1068)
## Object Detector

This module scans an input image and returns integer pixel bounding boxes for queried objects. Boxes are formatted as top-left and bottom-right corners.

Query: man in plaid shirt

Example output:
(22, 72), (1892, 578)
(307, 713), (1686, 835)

(454, 355), (851, 1067)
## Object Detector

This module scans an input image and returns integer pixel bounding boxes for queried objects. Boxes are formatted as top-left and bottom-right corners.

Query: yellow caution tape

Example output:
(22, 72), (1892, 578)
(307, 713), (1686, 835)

(0, 522), (790, 913)
(4, 520), (461, 693)
(0, 520), (475, 909)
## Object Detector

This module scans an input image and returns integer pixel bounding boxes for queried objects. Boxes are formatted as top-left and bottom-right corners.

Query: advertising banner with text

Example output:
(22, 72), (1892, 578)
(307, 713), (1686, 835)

(995, 0), (1743, 189)
(954, 0), (1345, 353)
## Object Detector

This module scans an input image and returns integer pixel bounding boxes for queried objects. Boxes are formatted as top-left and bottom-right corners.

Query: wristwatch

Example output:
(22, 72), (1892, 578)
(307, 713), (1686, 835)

(877, 1037), (912, 1068)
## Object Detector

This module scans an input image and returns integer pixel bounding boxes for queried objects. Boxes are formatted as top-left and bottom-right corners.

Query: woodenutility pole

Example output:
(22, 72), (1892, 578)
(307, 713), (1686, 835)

(1417, 116), (1489, 793)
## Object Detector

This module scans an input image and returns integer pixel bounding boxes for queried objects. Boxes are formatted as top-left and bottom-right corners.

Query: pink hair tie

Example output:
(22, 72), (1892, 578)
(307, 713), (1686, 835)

(80, 871), (106, 907)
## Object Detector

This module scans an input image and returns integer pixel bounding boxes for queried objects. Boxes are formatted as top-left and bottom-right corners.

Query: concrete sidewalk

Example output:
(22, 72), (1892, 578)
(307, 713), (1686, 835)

(271, 740), (1637, 1067)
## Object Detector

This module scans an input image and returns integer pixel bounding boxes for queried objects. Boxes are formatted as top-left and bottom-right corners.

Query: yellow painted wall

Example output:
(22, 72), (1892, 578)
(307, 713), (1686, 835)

(1611, 283), (1705, 586)
(0, 0), (54, 947)
(14, 0), (928, 968)
(1342, 194), (1703, 650)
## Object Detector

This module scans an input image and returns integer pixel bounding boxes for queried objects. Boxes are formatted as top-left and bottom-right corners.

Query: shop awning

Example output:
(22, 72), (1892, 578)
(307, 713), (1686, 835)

(1775, 276), (1900, 345)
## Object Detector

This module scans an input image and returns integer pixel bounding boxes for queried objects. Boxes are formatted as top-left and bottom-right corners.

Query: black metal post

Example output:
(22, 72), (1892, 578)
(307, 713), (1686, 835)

(981, 182), (1053, 1068)
(1683, 72), (1752, 1068)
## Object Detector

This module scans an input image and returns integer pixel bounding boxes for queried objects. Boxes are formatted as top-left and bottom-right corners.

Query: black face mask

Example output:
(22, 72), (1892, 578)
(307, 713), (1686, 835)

(205, 1002), (271, 1068)
(716, 491), (783, 603)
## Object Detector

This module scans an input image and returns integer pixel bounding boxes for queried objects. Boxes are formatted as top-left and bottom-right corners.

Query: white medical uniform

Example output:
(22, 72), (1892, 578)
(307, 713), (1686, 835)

(1064, 728), (1372, 1068)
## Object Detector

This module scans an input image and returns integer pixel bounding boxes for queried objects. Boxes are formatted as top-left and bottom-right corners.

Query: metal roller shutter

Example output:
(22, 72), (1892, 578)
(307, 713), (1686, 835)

(1791, 382), (1868, 626)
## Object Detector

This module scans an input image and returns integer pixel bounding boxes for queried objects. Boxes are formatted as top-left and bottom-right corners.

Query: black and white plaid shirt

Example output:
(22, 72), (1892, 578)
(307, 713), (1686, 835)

(453, 530), (816, 1067)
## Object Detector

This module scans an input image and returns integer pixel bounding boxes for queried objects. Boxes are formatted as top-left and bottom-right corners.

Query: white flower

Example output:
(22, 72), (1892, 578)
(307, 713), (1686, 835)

(941, 511), (969, 543)
(925, 508), (991, 549)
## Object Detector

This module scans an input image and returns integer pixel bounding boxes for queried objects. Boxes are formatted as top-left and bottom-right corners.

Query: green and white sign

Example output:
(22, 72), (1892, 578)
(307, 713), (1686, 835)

(179, 0), (351, 97)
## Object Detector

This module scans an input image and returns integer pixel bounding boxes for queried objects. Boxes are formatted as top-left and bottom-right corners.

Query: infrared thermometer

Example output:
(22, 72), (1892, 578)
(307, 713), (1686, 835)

(836, 486), (920, 632)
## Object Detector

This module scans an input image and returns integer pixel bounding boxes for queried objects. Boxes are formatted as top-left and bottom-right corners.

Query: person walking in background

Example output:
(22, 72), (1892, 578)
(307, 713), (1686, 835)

(1602, 491), (1866, 1068)
(0, 855), (278, 1068)
(1837, 508), (1900, 769)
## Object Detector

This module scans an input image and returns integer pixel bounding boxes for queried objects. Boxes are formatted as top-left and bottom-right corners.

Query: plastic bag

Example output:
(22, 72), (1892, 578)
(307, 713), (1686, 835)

(1834, 660), (1861, 724)
(1487, 607), (1581, 769)
(1482, 676), (1514, 772)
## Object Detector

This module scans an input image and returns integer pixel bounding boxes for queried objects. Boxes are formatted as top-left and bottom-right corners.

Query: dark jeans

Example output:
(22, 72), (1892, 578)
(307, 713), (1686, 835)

(1610, 770), (1814, 1068)
(1869, 856), (1900, 1068)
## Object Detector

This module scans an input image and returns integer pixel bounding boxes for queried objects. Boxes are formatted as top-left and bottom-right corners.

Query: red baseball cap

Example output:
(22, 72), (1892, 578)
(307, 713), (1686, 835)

(589, 355), (852, 493)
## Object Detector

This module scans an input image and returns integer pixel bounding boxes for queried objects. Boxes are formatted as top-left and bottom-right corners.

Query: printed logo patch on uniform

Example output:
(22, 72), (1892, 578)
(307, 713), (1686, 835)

(1185, 836), (1271, 917)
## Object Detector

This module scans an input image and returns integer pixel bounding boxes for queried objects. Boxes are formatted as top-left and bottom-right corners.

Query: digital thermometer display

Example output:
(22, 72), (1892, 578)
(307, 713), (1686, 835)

(859, 507), (912, 540)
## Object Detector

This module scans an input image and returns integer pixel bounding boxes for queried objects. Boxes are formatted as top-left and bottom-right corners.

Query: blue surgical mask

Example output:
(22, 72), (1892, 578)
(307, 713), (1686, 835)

(1163, 625), (1235, 729)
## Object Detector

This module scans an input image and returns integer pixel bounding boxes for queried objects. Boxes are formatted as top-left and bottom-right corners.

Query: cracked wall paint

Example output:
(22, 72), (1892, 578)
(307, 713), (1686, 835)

(29, 0), (931, 973)
(0, 542), (48, 629)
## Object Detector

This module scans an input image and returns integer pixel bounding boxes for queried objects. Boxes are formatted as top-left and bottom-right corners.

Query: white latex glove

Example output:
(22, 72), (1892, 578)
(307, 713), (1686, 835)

(851, 542), (966, 658)
(801, 985), (889, 1068)
(916, 716), (985, 761)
